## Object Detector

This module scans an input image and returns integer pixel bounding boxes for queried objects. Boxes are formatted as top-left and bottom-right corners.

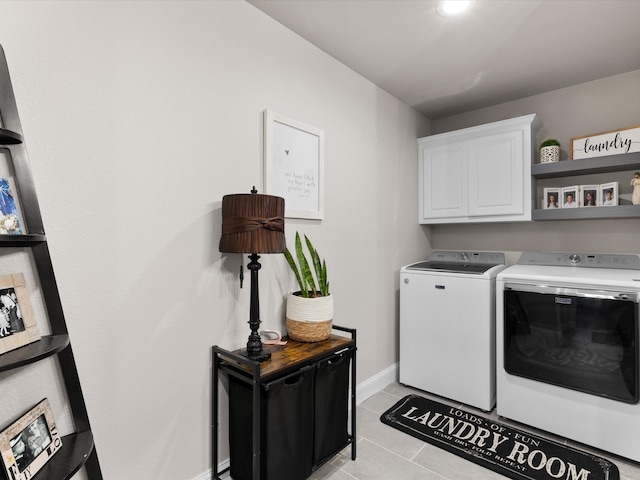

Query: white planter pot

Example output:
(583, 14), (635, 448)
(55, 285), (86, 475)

(286, 293), (333, 342)
(540, 145), (560, 163)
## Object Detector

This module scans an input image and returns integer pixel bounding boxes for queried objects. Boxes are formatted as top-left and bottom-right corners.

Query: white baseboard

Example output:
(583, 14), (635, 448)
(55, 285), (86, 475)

(355, 362), (398, 404)
(193, 364), (399, 480)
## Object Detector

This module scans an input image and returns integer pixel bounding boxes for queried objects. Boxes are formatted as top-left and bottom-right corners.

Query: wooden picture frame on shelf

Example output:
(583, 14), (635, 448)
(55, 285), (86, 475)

(580, 185), (599, 207)
(263, 110), (325, 220)
(601, 182), (619, 207)
(543, 188), (561, 209)
(0, 398), (62, 480)
(561, 185), (579, 209)
(0, 273), (40, 355)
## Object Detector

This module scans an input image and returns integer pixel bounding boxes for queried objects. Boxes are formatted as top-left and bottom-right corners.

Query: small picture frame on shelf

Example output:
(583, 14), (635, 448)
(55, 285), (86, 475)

(543, 188), (561, 209)
(580, 185), (599, 207)
(0, 273), (40, 355)
(0, 399), (62, 480)
(600, 182), (619, 206)
(0, 177), (23, 235)
(561, 185), (580, 209)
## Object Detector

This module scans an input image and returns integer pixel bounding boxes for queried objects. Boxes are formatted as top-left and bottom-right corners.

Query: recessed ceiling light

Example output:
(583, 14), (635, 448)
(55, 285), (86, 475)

(437, 0), (475, 17)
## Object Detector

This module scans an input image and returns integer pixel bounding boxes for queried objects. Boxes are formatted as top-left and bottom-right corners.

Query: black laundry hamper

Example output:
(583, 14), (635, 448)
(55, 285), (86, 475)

(313, 349), (352, 465)
(229, 365), (315, 480)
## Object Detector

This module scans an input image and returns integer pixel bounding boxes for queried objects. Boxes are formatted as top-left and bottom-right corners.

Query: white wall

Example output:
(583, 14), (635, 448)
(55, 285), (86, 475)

(0, 2), (430, 479)
(430, 70), (640, 256)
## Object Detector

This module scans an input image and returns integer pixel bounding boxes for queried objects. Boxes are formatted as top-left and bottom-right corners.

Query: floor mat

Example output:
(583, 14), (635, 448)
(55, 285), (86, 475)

(380, 394), (619, 480)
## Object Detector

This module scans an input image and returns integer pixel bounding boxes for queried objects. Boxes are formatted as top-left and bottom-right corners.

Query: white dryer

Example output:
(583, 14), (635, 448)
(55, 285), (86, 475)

(399, 251), (507, 411)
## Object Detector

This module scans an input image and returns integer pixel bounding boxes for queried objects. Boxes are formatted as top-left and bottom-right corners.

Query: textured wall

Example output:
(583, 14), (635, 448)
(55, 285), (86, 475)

(0, 1), (430, 479)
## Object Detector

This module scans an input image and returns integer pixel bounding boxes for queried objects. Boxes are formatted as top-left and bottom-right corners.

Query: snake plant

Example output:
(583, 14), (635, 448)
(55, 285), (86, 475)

(284, 232), (329, 298)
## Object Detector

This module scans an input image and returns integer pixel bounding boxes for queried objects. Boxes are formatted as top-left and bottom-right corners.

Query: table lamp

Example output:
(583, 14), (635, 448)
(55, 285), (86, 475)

(219, 187), (285, 361)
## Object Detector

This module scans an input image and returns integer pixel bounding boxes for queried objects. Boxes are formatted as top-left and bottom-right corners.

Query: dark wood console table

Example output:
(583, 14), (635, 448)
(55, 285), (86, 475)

(212, 325), (356, 480)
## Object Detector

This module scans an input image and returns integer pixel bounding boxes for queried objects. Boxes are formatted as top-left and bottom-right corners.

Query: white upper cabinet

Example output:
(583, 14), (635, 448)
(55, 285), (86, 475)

(419, 114), (540, 224)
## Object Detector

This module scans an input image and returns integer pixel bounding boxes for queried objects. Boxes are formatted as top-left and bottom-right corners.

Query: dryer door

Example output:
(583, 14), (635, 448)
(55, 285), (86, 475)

(504, 283), (639, 404)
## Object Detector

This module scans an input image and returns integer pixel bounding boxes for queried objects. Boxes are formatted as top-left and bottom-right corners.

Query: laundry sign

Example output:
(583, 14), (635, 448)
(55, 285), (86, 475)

(571, 124), (640, 159)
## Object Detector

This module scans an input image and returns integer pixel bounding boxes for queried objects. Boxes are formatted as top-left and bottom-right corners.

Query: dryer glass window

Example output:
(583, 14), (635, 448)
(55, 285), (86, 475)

(504, 286), (639, 404)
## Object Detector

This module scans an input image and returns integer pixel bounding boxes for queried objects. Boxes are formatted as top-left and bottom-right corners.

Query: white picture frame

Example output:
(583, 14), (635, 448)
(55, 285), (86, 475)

(561, 185), (580, 209)
(543, 188), (561, 209)
(600, 182), (619, 206)
(579, 185), (599, 207)
(263, 110), (324, 220)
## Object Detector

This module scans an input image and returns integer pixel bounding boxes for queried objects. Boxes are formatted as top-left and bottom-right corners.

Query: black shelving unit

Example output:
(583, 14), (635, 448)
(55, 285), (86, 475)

(0, 45), (102, 479)
(212, 325), (357, 480)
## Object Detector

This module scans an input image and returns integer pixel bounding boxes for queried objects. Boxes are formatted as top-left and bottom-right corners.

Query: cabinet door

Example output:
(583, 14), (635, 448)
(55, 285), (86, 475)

(419, 141), (468, 221)
(468, 130), (524, 217)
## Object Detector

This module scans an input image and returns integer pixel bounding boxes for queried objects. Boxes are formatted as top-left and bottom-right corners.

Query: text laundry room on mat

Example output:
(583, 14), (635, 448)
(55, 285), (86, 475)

(381, 394), (619, 480)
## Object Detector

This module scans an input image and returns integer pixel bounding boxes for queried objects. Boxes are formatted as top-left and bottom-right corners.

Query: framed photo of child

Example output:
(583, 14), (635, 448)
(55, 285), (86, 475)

(561, 185), (579, 209)
(600, 182), (618, 206)
(579, 185), (599, 207)
(543, 188), (561, 209)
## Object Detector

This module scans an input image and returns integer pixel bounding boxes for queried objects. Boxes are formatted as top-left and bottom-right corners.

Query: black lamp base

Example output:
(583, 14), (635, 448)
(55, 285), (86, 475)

(239, 347), (272, 362)
(242, 252), (272, 362)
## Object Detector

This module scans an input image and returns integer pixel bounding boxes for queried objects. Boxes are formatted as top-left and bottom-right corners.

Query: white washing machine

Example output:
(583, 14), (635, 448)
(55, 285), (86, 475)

(399, 251), (507, 411)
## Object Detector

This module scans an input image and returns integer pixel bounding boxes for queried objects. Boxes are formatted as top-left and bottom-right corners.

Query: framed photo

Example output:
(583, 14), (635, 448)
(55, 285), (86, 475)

(0, 399), (62, 480)
(571, 124), (640, 160)
(0, 273), (40, 355)
(580, 185), (599, 207)
(543, 188), (561, 209)
(600, 182), (619, 206)
(263, 110), (324, 220)
(0, 177), (23, 235)
(561, 185), (579, 209)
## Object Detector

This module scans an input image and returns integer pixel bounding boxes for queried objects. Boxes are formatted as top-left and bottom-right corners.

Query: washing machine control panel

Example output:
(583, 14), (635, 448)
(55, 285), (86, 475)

(518, 252), (640, 269)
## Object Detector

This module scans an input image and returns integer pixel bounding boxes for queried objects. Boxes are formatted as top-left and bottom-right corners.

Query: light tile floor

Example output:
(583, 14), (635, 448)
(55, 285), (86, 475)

(221, 382), (640, 479)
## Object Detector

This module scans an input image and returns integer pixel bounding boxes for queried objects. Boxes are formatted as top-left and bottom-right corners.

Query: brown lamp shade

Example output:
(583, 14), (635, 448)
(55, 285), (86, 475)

(219, 190), (286, 254)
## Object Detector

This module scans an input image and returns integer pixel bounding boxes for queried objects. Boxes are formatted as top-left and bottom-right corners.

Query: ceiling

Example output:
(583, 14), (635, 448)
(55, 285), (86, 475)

(247, 0), (640, 119)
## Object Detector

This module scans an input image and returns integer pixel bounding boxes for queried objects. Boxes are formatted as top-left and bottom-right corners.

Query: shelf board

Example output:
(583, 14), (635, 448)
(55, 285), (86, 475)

(0, 335), (70, 372)
(0, 233), (46, 246)
(532, 204), (640, 220)
(33, 431), (95, 480)
(0, 127), (23, 145)
(532, 151), (640, 179)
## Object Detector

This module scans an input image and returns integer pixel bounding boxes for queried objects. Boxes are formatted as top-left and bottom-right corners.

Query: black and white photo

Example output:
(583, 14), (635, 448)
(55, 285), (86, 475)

(0, 399), (62, 480)
(0, 273), (40, 355)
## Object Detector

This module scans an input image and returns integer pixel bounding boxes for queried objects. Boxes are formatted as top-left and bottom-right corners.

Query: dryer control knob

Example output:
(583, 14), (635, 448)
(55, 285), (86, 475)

(569, 254), (581, 264)
(403, 278), (409, 284)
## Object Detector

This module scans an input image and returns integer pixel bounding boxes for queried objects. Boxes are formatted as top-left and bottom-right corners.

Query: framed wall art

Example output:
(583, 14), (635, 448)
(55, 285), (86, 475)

(561, 185), (579, 208)
(579, 185), (599, 207)
(0, 177), (23, 235)
(571, 124), (640, 160)
(0, 398), (62, 480)
(0, 273), (40, 355)
(543, 188), (561, 209)
(601, 182), (619, 206)
(263, 110), (324, 220)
